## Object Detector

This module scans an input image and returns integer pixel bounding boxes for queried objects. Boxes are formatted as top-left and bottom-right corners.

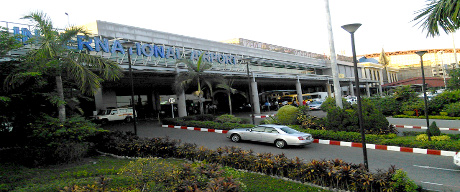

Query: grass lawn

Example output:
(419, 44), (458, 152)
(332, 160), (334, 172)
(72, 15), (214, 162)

(0, 155), (330, 192)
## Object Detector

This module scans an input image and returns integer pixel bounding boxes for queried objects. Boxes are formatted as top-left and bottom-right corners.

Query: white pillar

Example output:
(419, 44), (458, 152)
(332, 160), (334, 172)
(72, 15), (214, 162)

(324, 0), (343, 108)
(366, 83), (370, 97)
(251, 75), (261, 114)
(94, 87), (104, 111)
(178, 90), (187, 117)
(326, 82), (332, 98)
(349, 81), (355, 96)
(296, 77), (303, 105)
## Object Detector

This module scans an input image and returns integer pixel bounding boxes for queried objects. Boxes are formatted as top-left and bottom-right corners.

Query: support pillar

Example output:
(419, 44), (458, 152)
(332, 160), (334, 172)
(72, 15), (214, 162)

(366, 83), (370, 97)
(251, 76), (261, 114)
(349, 81), (355, 96)
(326, 83), (332, 98)
(178, 90), (187, 117)
(94, 88), (104, 111)
(296, 77), (303, 105)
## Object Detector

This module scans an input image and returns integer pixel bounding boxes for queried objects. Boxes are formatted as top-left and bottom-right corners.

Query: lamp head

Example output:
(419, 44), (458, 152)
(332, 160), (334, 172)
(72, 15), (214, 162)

(415, 51), (428, 57)
(341, 23), (362, 33)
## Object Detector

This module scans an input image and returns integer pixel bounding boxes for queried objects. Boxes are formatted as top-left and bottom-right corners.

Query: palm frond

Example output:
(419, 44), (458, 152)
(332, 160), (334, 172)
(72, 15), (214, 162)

(413, 0), (460, 37)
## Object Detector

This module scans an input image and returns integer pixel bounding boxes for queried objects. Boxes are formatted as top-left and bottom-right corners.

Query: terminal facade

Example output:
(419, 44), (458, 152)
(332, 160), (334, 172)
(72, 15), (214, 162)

(5, 20), (381, 117)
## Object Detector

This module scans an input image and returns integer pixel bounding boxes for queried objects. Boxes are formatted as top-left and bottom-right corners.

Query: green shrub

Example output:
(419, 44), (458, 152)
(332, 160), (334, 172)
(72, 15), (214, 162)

(416, 134), (450, 141)
(1, 115), (105, 166)
(260, 116), (279, 125)
(368, 96), (399, 116)
(320, 97), (351, 112)
(393, 85), (418, 102)
(401, 99), (424, 115)
(276, 105), (298, 125)
(440, 111), (448, 116)
(427, 121), (441, 136)
(444, 102), (460, 117)
(95, 132), (401, 192)
(428, 90), (460, 115)
(323, 98), (393, 135)
(403, 111), (415, 116)
(390, 169), (418, 192)
(214, 114), (242, 124)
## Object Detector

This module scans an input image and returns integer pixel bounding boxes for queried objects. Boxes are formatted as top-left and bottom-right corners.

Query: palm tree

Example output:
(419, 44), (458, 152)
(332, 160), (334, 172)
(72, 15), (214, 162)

(9, 11), (123, 122)
(216, 79), (246, 115)
(413, 0), (460, 37)
(174, 52), (224, 115)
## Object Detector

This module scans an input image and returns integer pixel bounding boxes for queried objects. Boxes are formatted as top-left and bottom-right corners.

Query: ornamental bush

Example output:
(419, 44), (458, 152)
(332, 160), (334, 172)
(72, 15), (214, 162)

(323, 98), (394, 134)
(416, 134), (450, 141)
(444, 102), (460, 117)
(368, 96), (399, 116)
(276, 105), (298, 125)
(214, 114), (242, 124)
(427, 121), (441, 136)
(94, 131), (415, 192)
(428, 90), (460, 115)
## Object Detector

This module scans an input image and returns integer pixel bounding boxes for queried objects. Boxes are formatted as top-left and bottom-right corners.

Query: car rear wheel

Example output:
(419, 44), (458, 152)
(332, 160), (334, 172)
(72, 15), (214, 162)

(101, 119), (108, 125)
(231, 134), (241, 142)
(275, 140), (287, 149)
(125, 116), (133, 123)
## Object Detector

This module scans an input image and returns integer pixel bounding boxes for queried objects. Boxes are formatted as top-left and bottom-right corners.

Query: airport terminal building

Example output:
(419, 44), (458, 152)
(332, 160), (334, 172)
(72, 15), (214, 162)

(5, 20), (380, 117)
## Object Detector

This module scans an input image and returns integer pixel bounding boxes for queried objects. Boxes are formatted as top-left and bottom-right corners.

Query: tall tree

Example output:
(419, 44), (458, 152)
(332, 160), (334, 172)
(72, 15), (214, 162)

(5, 11), (123, 122)
(175, 53), (224, 115)
(413, 0), (460, 37)
(216, 79), (247, 115)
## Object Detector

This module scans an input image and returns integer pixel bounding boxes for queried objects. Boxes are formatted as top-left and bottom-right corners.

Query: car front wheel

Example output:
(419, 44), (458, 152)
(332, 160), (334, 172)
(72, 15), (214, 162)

(275, 140), (287, 149)
(231, 134), (241, 142)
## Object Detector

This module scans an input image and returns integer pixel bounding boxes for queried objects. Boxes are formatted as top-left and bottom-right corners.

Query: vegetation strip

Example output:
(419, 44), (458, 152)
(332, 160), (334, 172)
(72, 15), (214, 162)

(161, 124), (457, 157)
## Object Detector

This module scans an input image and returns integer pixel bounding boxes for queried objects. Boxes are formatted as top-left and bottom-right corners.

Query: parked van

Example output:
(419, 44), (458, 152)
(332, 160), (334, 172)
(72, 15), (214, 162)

(309, 92), (329, 101)
(278, 94), (312, 106)
(94, 107), (136, 124)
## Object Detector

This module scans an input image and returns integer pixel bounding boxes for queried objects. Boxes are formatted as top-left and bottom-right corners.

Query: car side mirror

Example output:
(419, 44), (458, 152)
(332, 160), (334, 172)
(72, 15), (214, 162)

(247, 129), (252, 132)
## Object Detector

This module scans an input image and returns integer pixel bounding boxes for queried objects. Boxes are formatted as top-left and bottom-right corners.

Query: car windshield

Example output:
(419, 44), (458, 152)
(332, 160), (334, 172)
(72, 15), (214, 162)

(279, 96), (293, 102)
(279, 127), (299, 134)
(311, 101), (322, 105)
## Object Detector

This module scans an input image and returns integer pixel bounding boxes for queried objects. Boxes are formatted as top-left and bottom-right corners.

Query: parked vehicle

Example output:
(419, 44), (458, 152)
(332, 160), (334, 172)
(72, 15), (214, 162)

(278, 94), (312, 106)
(226, 124), (314, 148)
(309, 92), (329, 101)
(94, 107), (136, 124)
(454, 152), (460, 167)
(308, 100), (323, 110)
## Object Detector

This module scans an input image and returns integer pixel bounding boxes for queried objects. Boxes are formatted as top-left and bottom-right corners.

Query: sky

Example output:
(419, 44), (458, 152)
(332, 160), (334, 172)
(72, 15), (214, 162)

(1, 0), (458, 56)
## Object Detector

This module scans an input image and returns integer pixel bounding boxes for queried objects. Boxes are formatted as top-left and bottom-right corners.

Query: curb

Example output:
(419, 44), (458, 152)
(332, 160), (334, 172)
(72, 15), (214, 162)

(161, 124), (457, 157)
(251, 114), (276, 118)
(394, 125), (460, 131)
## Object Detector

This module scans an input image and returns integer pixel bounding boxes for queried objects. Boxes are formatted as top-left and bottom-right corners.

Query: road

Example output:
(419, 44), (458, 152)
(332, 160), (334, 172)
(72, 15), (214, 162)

(106, 121), (460, 192)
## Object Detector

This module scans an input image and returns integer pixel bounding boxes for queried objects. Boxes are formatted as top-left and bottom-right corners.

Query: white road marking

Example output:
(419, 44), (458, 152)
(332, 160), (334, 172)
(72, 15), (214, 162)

(413, 165), (460, 172)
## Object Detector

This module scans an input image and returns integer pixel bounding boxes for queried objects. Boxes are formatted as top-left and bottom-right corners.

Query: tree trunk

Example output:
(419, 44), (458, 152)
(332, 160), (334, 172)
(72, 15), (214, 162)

(56, 75), (66, 122)
(228, 93), (232, 115)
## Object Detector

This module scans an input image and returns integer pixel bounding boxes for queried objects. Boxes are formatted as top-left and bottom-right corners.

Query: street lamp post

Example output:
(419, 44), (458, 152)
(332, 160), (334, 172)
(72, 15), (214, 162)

(416, 51), (431, 141)
(342, 23), (369, 171)
(123, 41), (138, 135)
(245, 59), (255, 124)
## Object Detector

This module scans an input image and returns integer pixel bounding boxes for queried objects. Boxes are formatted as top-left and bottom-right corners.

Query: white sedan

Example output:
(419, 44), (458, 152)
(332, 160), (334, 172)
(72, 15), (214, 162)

(226, 124), (314, 149)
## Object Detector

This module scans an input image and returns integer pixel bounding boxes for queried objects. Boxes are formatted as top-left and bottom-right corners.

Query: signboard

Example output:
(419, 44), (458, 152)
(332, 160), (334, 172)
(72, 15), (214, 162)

(168, 98), (176, 103)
